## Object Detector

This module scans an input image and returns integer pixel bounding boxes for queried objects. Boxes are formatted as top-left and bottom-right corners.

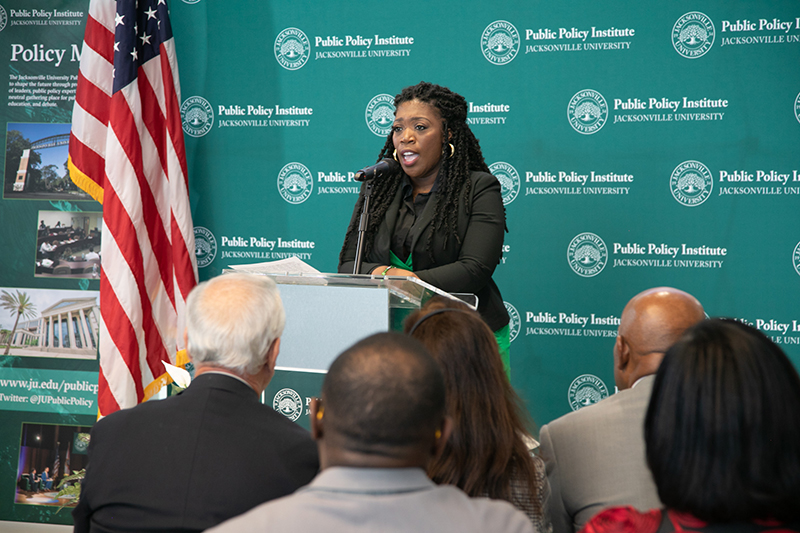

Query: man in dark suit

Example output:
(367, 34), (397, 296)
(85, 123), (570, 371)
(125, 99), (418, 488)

(538, 287), (705, 533)
(30, 469), (39, 492)
(73, 273), (319, 533)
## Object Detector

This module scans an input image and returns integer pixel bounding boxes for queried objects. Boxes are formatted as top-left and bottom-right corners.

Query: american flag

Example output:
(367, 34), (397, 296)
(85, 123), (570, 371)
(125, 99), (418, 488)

(53, 445), (60, 481)
(64, 441), (71, 477)
(69, 0), (197, 415)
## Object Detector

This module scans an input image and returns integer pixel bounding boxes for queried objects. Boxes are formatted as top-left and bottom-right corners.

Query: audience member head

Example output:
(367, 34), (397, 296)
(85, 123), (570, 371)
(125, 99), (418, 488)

(312, 332), (449, 470)
(614, 287), (704, 389)
(404, 297), (540, 511)
(186, 273), (285, 387)
(645, 318), (800, 522)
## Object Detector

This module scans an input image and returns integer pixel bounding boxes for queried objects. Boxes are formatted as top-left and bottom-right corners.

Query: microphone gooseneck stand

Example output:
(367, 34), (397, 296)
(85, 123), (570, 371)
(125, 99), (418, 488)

(352, 179), (373, 275)
(351, 158), (398, 274)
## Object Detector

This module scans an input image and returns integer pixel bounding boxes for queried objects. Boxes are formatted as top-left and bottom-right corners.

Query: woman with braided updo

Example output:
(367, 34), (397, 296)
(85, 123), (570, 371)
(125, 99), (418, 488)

(339, 81), (511, 369)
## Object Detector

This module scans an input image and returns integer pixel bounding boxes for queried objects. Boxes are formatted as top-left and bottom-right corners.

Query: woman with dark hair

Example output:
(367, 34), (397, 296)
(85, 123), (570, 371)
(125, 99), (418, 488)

(339, 82), (511, 370)
(581, 318), (800, 533)
(404, 297), (550, 532)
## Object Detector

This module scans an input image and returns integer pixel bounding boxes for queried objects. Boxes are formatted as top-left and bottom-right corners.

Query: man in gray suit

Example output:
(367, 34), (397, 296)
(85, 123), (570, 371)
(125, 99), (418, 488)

(209, 332), (536, 533)
(538, 287), (705, 533)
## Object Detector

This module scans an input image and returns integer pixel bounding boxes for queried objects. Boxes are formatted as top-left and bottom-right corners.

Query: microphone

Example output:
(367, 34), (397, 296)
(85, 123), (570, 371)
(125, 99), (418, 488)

(354, 158), (399, 182)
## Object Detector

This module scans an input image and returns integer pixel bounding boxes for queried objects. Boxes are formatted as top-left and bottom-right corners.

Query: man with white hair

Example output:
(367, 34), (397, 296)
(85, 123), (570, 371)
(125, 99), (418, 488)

(73, 273), (319, 533)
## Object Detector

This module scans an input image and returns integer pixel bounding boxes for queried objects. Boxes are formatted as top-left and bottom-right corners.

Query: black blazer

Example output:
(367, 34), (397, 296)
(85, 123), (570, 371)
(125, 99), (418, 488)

(72, 373), (319, 533)
(340, 171), (509, 331)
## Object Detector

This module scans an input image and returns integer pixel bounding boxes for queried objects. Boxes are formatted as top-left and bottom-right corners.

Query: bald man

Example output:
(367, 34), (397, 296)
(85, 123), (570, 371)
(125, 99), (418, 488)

(538, 287), (705, 533)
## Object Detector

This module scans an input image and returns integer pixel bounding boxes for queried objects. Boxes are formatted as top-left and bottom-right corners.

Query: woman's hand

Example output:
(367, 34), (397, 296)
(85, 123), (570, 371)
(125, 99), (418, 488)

(370, 265), (419, 278)
(388, 267), (418, 278)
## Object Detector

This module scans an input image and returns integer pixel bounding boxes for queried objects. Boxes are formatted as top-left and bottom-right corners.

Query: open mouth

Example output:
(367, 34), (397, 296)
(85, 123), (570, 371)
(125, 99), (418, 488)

(400, 151), (419, 165)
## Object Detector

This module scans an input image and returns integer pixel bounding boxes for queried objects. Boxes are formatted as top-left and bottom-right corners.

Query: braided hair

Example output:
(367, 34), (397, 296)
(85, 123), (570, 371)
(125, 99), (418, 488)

(340, 82), (496, 265)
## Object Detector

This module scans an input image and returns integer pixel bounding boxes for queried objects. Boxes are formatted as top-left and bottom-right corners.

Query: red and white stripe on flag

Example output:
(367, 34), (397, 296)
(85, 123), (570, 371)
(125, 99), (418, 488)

(69, 0), (198, 415)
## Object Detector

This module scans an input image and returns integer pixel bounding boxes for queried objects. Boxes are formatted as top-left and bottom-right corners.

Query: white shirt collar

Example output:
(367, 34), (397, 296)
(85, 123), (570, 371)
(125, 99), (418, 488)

(198, 370), (254, 389)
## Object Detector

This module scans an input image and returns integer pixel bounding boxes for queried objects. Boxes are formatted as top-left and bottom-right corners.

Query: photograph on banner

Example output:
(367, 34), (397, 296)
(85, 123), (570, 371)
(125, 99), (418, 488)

(14, 422), (91, 508)
(35, 210), (102, 278)
(3, 122), (93, 201)
(0, 287), (99, 360)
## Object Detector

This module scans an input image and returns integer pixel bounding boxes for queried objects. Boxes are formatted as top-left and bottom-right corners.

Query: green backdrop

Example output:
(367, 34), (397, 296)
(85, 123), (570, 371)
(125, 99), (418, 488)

(0, 0), (798, 524)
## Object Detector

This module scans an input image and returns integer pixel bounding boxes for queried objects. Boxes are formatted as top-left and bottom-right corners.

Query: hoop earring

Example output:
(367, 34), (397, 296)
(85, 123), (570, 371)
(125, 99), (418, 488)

(393, 149), (398, 162)
(447, 143), (455, 159)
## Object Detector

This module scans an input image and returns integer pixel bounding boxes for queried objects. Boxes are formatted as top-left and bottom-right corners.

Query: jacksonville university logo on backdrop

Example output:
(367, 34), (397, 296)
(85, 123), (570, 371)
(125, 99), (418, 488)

(567, 232), (608, 277)
(489, 162), (520, 205)
(193, 226), (217, 268)
(795, 92), (800, 124)
(568, 374), (609, 411)
(793, 242), (800, 277)
(273, 388), (303, 421)
(0, 6), (7, 32)
(504, 302), (520, 343)
(365, 94), (395, 137)
(278, 162), (313, 204)
(73, 433), (90, 454)
(481, 21), (520, 65)
(672, 12), (715, 59)
(568, 89), (608, 134)
(670, 160), (713, 207)
(180, 96), (213, 137)
(274, 27), (311, 70)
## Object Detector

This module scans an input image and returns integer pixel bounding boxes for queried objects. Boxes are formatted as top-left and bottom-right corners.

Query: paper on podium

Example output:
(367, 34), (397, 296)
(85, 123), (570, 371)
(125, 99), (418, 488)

(226, 257), (328, 286)
(227, 257), (321, 274)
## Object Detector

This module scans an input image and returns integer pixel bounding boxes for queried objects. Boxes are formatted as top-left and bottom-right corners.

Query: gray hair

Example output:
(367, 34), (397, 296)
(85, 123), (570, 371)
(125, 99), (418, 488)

(186, 273), (285, 375)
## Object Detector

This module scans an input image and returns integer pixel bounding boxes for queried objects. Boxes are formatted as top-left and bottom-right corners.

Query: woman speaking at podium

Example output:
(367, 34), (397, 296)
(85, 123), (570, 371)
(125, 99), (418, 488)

(338, 81), (510, 370)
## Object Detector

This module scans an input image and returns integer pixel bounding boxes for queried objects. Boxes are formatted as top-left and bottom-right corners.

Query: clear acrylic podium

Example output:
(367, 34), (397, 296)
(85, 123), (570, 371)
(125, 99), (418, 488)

(222, 270), (475, 429)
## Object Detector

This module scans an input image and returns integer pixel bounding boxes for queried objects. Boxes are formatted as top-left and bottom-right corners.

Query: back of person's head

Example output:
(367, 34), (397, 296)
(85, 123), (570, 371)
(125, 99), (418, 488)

(186, 273), (285, 375)
(620, 287), (705, 354)
(646, 318), (800, 522)
(404, 298), (539, 508)
(615, 287), (705, 389)
(321, 332), (445, 457)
